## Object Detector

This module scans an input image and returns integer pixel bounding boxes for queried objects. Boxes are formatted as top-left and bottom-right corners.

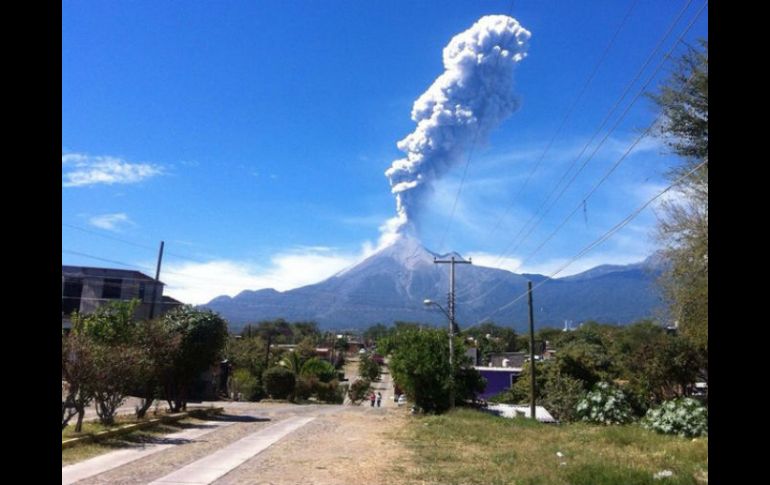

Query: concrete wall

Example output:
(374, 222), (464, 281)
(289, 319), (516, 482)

(476, 368), (521, 400)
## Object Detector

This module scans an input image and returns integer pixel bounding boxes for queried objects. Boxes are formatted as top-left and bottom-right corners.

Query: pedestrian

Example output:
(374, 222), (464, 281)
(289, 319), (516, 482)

(376, 392), (382, 407)
(370, 392), (376, 407)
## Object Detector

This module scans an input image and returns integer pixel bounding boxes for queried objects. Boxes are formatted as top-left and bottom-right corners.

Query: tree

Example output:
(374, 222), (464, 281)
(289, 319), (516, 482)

(358, 353), (381, 381)
(363, 323), (391, 344)
(463, 322), (518, 364)
(133, 318), (182, 418)
(162, 306), (229, 412)
(70, 300), (145, 425)
(650, 40), (708, 378)
(254, 319), (292, 371)
(61, 332), (97, 432)
(382, 327), (483, 413)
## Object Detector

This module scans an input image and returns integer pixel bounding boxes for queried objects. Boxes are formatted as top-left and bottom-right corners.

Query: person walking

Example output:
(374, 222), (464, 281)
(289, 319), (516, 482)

(376, 392), (382, 407)
(370, 392), (376, 407)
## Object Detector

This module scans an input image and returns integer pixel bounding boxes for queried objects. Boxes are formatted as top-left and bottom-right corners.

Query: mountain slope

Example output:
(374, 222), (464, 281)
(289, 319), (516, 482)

(201, 235), (665, 332)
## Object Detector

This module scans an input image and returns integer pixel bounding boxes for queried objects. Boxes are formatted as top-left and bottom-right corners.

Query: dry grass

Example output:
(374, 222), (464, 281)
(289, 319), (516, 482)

(396, 408), (707, 485)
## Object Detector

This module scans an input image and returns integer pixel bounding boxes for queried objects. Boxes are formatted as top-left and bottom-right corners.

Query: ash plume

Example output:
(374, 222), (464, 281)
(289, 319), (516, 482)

(382, 15), (531, 245)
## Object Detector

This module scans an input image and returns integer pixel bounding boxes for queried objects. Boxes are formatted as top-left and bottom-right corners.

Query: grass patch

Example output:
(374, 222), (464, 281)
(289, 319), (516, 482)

(396, 408), (707, 485)
(62, 417), (204, 465)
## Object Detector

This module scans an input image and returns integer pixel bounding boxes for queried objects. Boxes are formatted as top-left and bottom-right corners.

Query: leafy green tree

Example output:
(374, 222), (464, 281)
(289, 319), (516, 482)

(464, 322), (519, 364)
(70, 300), (145, 425)
(162, 306), (229, 412)
(254, 319), (292, 370)
(290, 321), (321, 344)
(295, 336), (319, 362)
(358, 353), (381, 381)
(383, 327), (483, 413)
(611, 321), (703, 411)
(650, 40), (708, 384)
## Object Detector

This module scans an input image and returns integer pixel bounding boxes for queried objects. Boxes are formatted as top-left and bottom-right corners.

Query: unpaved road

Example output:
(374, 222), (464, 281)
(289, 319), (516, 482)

(68, 403), (411, 485)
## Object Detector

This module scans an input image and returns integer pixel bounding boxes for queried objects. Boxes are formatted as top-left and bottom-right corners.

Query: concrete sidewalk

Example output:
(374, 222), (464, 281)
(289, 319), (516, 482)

(62, 420), (234, 485)
(148, 416), (316, 484)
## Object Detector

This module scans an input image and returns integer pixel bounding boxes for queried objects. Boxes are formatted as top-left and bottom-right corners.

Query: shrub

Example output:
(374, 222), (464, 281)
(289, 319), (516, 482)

(641, 397), (707, 437)
(230, 368), (259, 401)
(262, 366), (296, 399)
(348, 378), (371, 404)
(576, 381), (634, 425)
(300, 357), (337, 382)
(542, 374), (586, 422)
(358, 354), (381, 381)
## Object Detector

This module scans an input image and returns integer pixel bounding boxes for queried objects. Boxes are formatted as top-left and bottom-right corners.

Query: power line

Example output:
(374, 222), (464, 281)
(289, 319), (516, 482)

(486, 0), (643, 240)
(474, 158), (706, 325)
(456, 4), (706, 304)
(469, 0), (704, 283)
(62, 223), (212, 264)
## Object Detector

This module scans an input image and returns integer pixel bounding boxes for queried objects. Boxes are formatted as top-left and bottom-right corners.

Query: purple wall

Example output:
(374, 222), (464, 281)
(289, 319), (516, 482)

(477, 368), (521, 400)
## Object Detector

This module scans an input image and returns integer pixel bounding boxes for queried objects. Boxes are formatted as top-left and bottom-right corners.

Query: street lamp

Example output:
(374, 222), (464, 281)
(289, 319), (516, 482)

(423, 298), (456, 409)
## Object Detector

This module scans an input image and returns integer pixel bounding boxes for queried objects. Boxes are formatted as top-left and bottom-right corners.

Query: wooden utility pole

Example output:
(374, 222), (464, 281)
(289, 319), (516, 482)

(148, 241), (165, 319)
(527, 280), (536, 421)
(434, 255), (472, 409)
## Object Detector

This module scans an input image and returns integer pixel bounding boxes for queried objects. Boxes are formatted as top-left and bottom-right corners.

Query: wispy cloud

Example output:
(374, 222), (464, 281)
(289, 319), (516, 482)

(62, 152), (163, 187)
(88, 213), (134, 232)
(161, 245), (373, 305)
(468, 248), (653, 278)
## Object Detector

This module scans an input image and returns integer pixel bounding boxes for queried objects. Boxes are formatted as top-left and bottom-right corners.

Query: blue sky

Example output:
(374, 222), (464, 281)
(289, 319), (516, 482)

(62, 0), (708, 304)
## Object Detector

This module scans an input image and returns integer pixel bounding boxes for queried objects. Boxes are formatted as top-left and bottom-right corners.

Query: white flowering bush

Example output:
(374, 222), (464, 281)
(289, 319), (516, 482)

(576, 381), (634, 425)
(641, 398), (707, 437)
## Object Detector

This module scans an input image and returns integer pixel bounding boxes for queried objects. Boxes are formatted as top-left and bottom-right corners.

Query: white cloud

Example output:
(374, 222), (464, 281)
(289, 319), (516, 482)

(466, 250), (651, 278)
(62, 152), (163, 187)
(160, 245), (373, 305)
(88, 213), (133, 232)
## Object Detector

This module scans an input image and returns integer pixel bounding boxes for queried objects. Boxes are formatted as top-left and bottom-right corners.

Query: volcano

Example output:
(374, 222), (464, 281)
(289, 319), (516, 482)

(202, 235), (665, 332)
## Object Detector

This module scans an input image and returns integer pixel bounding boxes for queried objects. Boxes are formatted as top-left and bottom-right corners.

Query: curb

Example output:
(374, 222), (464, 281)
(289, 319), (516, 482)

(62, 407), (224, 449)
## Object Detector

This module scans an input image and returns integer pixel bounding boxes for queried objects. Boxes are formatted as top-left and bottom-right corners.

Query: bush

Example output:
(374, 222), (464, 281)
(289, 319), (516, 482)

(358, 355), (381, 381)
(542, 374), (585, 422)
(348, 378), (371, 404)
(576, 381), (634, 425)
(262, 366), (296, 399)
(301, 357), (337, 382)
(641, 397), (707, 437)
(230, 368), (259, 401)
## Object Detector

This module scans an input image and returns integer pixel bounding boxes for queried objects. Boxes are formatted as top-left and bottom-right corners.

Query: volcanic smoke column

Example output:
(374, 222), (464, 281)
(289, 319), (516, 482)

(383, 15), (530, 242)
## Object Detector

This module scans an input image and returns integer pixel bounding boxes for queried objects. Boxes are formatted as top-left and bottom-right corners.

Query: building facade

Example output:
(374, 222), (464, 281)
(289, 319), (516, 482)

(61, 265), (178, 329)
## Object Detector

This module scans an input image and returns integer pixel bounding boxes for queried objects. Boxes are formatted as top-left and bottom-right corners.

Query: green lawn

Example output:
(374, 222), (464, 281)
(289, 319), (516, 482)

(396, 408), (707, 485)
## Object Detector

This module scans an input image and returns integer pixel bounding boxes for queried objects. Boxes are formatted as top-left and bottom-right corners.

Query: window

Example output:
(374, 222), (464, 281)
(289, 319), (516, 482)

(62, 278), (83, 316)
(138, 283), (146, 301)
(102, 278), (122, 299)
(510, 373), (520, 387)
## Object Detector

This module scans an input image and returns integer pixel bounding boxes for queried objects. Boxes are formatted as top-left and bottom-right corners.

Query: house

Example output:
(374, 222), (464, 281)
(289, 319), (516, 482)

(61, 265), (171, 330)
(487, 352), (528, 368)
(474, 366), (522, 401)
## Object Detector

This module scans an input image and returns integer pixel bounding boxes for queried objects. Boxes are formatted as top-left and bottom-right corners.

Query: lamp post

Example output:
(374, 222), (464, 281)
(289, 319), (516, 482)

(424, 298), (456, 409)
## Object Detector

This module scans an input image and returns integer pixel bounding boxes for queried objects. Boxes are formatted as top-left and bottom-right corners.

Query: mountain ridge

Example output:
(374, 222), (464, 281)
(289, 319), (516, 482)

(200, 236), (666, 332)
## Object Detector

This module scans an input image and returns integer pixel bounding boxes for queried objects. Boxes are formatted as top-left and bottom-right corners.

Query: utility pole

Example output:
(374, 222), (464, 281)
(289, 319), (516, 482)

(527, 280), (536, 421)
(434, 255), (472, 409)
(148, 241), (165, 320)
